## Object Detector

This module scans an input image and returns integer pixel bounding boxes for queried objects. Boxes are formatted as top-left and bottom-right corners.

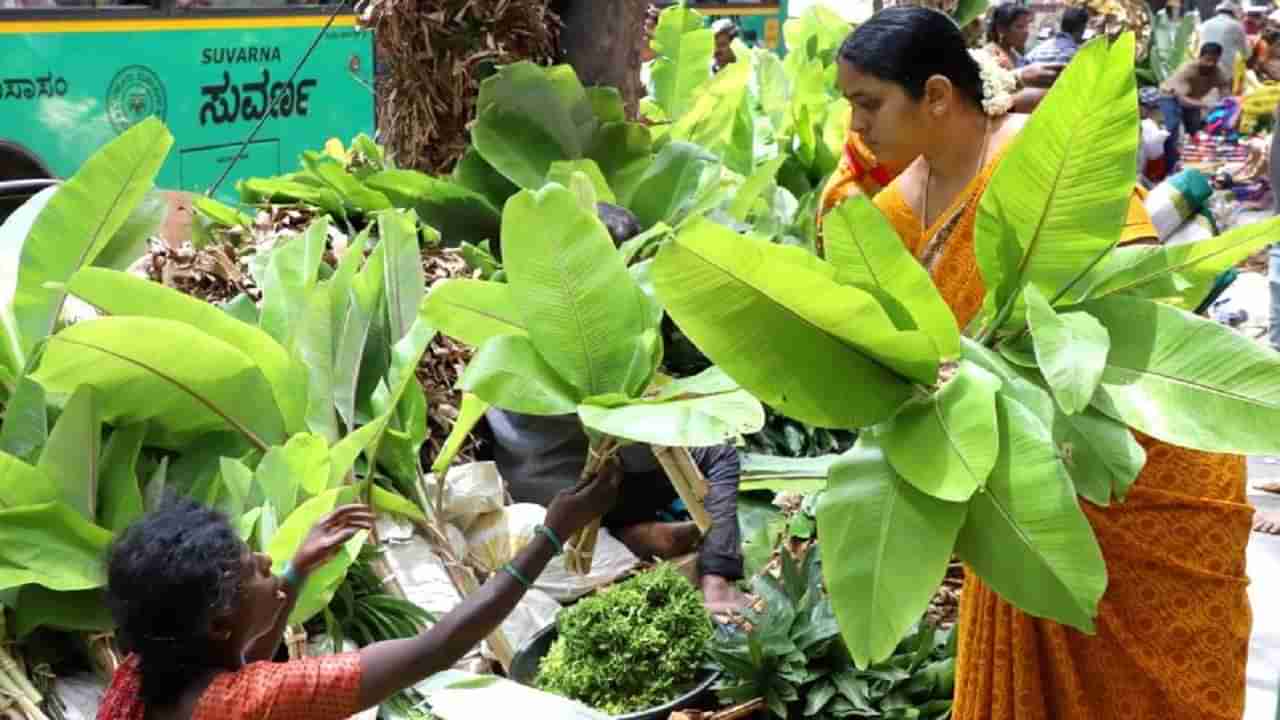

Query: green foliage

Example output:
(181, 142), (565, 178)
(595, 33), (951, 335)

(710, 547), (955, 719)
(1140, 10), (1195, 86)
(537, 565), (713, 715)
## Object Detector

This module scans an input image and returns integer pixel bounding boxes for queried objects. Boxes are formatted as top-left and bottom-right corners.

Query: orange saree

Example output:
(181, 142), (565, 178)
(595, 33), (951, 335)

(865, 158), (1252, 720)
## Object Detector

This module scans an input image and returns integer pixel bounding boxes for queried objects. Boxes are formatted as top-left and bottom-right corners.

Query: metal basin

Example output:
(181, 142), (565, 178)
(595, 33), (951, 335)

(509, 622), (721, 720)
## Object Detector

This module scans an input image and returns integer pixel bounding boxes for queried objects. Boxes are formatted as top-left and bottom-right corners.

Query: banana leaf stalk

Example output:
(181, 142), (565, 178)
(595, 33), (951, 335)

(0, 619), (47, 720)
(564, 436), (621, 575)
(85, 633), (121, 681)
(285, 625), (308, 660)
(652, 446), (713, 533)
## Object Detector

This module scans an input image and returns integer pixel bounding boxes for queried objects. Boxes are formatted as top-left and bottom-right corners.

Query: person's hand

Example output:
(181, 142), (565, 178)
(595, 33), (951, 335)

(1019, 63), (1064, 88)
(544, 460), (622, 539)
(701, 575), (748, 616)
(292, 504), (376, 575)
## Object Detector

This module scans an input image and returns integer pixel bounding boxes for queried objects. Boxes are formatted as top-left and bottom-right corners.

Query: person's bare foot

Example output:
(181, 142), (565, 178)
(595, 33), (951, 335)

(1254, 510), (1280, 534)
(1255, 481), (1280, 495)
(615, 521), (701, 560)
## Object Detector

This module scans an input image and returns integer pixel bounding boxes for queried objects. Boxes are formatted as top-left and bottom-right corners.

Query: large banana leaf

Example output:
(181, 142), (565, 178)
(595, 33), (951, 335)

(818, 437), (967, 668)
(364, 170), (501, 247)
(459, 334), (579, 416)
(380, 210), (427, 343)
(328, 230), (373, 431)
(669, 62), (753, 175)
(294, 285), (339, 443)
(267, 486), (365, 625)
(625, 142), (718, 229)
(301, 154), (392, 214)
(96, 424), (147, 533)
(956, 395), (1107, 632)
(587, 123), (654, 205)
(256, 433), (331, 517)
(880, 361), (1001, 502)
(0, 451), (54, 508)
(975, 36), (1138, 322)
(338, 232), (385, 429)
(1083, 295), (1280, 454)
(258, 219), (328, 347)
(578, 390), (765, 447)
(0, 186), (56, 377)
(67, 267), (307, 433)
(1081, 218), (1280, 308)
(13, 587), (113, 638)
(502, 185), (650, 397)
(823, 197), (961, 359)
(9, 118), (172, 367)
(652, 220), (920, 429)
(37, 386), (100, 522)
(94, 189), (168, 272)
(432, 393), (490, 475)
(422, 279), (527, 348)
(649, 5), (713, 123)
(0, 502), (113, 592)
(1025, 285), (1110, 415)
(33, 317), (287, 450)
(962, 338), (1143, 505)
(452, 147), (520, 211)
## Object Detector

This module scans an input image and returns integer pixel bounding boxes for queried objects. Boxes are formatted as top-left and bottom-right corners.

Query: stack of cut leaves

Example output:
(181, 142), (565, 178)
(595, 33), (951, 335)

(711, 548), (955, 720)
(422, 178), (765, 573)
(536, 564), (713, 715)
(651, 33), (1280, 670)
(362, 0), (560, 175)
(0, 119), (436, 710)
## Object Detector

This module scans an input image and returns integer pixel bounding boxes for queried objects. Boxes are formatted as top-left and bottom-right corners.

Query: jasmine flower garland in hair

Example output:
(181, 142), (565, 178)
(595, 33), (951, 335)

(968, 48), (1018, 116)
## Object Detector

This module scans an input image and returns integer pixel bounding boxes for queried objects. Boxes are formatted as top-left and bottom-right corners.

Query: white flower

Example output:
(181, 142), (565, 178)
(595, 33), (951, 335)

(968, 48), (1018, 117)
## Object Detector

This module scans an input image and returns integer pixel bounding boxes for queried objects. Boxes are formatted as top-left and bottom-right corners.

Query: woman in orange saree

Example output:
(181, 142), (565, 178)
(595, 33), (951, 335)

(828, 9), (1252, 719)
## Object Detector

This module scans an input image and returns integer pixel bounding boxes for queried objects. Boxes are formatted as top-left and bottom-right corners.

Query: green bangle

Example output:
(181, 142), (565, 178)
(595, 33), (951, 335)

(281, 562), (304, 591)
(535, 524), (565, 555)
(501, 563), (532, 590)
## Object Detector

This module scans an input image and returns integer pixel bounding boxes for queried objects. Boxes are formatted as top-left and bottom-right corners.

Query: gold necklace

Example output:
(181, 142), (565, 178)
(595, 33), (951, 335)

(922, 116), (993, 237)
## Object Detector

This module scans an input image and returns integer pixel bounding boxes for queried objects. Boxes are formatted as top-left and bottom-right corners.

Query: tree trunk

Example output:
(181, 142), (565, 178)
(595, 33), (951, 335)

(554, 0), (649, 117)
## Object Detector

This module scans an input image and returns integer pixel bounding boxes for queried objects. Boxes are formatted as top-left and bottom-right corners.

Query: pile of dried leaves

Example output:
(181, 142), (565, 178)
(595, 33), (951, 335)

(362, 0), (561, 174)
(925, 561), (964, 629)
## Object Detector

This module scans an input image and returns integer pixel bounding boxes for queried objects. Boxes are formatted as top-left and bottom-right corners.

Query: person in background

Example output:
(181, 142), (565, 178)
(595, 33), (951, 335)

(1200, 1), (1248, 79)
(96, 479), (618, 720)
(1024, 6), (1091, 67)
(478, 202), (748, 614)
(711, 18), (739, 74)
(1159, 42), (1231, 168)
(984, 4), (1066, 111)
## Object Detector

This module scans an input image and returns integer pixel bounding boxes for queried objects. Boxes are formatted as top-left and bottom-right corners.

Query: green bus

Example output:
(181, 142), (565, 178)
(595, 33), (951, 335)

(675, 1), (789, 52)
(0, 0), (375, 211)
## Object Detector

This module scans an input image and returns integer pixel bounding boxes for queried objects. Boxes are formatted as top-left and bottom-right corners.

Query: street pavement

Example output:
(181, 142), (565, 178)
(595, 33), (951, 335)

(1248, 457), (1280, 720)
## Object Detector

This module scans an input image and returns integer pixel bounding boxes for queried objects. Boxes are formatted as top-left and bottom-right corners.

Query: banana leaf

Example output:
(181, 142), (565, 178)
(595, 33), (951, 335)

(0, 451), (54, 509)
(422, 279), (527, 348)
(363, 169), (501, 246)
(1025, 285), (1110, 415)
(37, 386), (100, 522)
(0, 502), (113, 592)
(0, 376), (47, 463)
(649, 5), (714, 124)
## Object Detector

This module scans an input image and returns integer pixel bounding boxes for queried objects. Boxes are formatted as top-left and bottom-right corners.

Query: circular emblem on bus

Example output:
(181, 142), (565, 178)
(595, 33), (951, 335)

(105, 65), (167, 134)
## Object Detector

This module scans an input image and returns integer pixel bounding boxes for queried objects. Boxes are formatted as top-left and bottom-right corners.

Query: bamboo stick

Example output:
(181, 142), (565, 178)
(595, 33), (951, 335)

(285, 626), (308, 659)
(652, 446), (712, 533)
(564, 437), (619, 575)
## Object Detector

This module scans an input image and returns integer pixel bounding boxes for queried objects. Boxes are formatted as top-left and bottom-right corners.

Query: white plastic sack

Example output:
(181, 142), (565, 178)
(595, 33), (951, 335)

(423, 673), (609, 720)
(1139, 118), (1170, 171)
(464, 504), (545, 573)
(535, 528), (640, 603)
(498, 588), (562, 658)
(1166, 214), (1216, 248)
(426, 462), (506, 531)
(1146, 180), (1199, 241)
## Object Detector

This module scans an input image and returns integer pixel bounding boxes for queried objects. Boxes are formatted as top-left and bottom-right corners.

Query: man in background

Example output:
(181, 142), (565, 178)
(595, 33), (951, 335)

(1159, 43), (1232, 168)
(1201, 1), (1248, 79)
(1024, 6), (1090, 67)
(711, 18), (738, 74)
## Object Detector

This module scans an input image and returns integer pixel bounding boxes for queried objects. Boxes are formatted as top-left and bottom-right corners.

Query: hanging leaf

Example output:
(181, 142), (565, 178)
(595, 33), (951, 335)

(653, 220), (920, 429)
(880, 362), (1001, 502)
(503, 185), (649, 397)
(823, 197), (961, 359)
(578, 390), (765, 447)
(67, 267), (308, 434)
(0, 376), (47, 463)
(97, 424), (147, 532)
(9, 118), (172, 367)
(956, 395), (1107, 632)
(975, 37), (1138, 323)
(818, 437), (967, 668)
(962, 339), (1144, 505)
(1082, 294), (1280, 454)
(33, 317), (287, 450)
(460, 335), (580, 416)
(422, 279), (528, 348)
(37, 386), (100, 521)
(1025, 285), (1110, 415)
(0, 502), (113, 592)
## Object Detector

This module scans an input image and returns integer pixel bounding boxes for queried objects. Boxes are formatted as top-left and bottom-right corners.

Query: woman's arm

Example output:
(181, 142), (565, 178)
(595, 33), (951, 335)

(354, 463), (620, 710)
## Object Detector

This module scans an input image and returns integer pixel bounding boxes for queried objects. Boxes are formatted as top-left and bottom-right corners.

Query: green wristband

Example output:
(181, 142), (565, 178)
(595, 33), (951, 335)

(501, 563), (532, 590)
(535, 524), (565, 555)
(281, 562), (304, 591)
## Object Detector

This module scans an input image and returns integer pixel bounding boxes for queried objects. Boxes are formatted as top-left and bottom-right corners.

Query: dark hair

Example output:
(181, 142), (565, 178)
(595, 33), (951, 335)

(596, 202), (642, 246)
(839, 6), (984, 107)
(107, 498), (245, 706)
(1061, 7), (1090, 35)
(1200, 41), (1224, 58)
(987, 4), (1032, 43)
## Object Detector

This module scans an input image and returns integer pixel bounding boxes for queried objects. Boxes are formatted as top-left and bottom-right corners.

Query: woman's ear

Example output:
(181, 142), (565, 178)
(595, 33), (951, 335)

(924, 75), (955, 116)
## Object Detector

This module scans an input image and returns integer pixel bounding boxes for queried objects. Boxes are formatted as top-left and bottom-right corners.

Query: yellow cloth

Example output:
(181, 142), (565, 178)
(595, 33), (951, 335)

(867, 162), (1252, 720)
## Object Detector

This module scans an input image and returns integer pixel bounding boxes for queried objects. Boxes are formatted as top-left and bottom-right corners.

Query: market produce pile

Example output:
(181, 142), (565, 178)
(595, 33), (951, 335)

(536, 565), (713, 715)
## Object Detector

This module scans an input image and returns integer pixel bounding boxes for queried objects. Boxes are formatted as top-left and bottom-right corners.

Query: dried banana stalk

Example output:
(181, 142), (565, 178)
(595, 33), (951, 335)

(652, 446), (712, 533)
